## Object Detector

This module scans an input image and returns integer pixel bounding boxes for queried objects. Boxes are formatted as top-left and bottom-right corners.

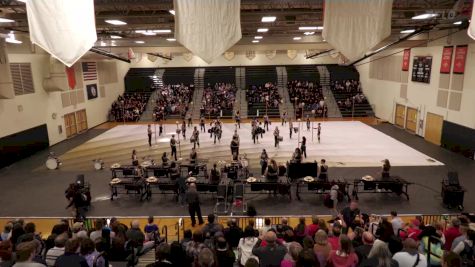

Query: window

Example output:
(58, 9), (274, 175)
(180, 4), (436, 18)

(10, 63), (35, 95)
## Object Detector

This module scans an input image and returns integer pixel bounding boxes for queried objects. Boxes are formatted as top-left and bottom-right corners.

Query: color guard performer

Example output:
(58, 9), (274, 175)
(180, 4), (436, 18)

(281, 111), (287, 126)
(300, 136), (307, 158)
(264, 114), (270, 131)
(235, 110), (241, 128)
(200, 117), (206, 132)
(306, 116), (311, 131)
(191, 126), (200, 149)
(317, 122), (321, 143)
(170, 135), (178, 161)
(147, 124), (152, 147)
(273, 126), (280, 148)
(181, 120), (186, 139)
(289, 119), (293, 139)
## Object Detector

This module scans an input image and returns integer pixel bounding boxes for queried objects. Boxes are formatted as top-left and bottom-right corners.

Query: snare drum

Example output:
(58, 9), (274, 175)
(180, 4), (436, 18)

(278, 136), (284, 142)
(46, 158), (58, 170)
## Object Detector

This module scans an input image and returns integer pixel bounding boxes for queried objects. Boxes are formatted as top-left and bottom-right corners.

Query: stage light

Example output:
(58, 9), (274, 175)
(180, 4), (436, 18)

(261, 16), (276, 22)
(257, 28), (268, 32)
(400, 29), (415, 34)
(105, 20), (127, 25)
(299, 26), (323, 31)
(152, 29), (172, 33)
(412, 13), (437, 20)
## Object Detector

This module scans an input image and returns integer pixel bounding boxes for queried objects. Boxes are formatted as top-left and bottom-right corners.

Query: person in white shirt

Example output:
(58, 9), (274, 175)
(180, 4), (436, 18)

(259, 218), (273, 236)
(45, 234), (67, 267)
(452, 230), (475, 256)
(392, 237), (427, 267)
(89, 220), (104, 242)
(237, 227), (259, 266)
(390, 211), (404, 236)
(13, 241), (46, 267)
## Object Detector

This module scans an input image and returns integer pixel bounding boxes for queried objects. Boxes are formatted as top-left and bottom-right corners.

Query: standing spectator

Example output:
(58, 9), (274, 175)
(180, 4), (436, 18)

(452, 230), (475, 264)
(340, 201), (361, 231)
(306, 216), (319, 239)
(354, 232), (374, 264)
(186, 230), (206, 264)
(252, 231), (287, 267)
(419, 226), (444, 266)
(80, 238), (104, 267)
(214, 236), (235, 267)
(445, 218), (462, 251)
(146, 242), (172, 267)
(260, 219), (273, 236)
(126, 220), (155, 255)
(54, 239), (88, 267)
(294, 217), (307, 244)
(45, 234), (67, 267)
(89, 220), (103, 242)
(1, 223), (12, 241)
(185, 183), (204, 227)
(314, 230), (332, 267)
(327, 235), (358, 267)
(169, 241), (189, 267)
(328, 222), (342, 250)
(197, 248), (215, 267)
(392, 237), (427, 267)
(223, 219), (242, 249)
(451, 224), (470, 251)
(390, 211), (404, 236)
(237, 227), (259, 266)
(71, 223), (87, 239)
(201, 214), (223, 240)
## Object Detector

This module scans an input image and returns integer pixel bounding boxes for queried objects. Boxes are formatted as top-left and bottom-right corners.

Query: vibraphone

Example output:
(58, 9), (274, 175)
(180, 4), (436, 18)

(109, 177), (147, 201)
(352, 176), (412, 200)
(241, 176), (292, 200)
(295, 178), (351, 202)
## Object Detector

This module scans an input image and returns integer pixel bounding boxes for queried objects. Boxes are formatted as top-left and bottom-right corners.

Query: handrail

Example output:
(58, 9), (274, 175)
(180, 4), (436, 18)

(161, 225), (168, 243)
(175, 222), (180, 242)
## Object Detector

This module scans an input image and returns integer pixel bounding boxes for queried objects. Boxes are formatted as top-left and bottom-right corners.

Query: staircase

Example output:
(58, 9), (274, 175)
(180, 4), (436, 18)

(190, 68), (205, 119)
(317, 66), (341, 118)
(276, 66), (294, 120)
(234, 89), (248, 119)
(235, 67), (245, 90)
(139, 69), (164, 122)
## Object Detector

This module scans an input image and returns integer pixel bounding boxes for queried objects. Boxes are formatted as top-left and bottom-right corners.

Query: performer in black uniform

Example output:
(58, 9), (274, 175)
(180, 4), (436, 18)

(252, 124), (259, 144)
(289, 120), (293, 139)
(147, 124), (152, 147)
(273, 127), (280, 148)
(260, 149), (269, 175)
(291, 148), (302, 164)
(300, 136), (307, 158)
(306, 116), (311, 131)
(170, 135), (178, 161)
(159, 122), (163, 136)
(382, 159), (391, 178)
(209, 163), (221, 184)
(264, 115), (270, 131)
(318, 159), (328, 181)
(281, 111), (287, 126)
(317, 123), (321, 143)
(161, 152), (169, 166)
(131, 149), (139, 166)
(265, 159), (278, 181)
(181, 120), (186, 139)
(200, 117), (206, 132)
(235, 110), (241, 129)
(189, 148), (197, 164)
(230, 138), (239, 159)
(192, 126), (200, 149)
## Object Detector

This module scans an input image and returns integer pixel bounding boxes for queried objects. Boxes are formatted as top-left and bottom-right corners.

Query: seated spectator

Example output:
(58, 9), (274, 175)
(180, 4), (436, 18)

(181, 230), (193, 250)
(12, 241), (45, 267)
(169, 241), (188, 267)
(294, 217), (307, 244)
(355, 232), (374, 264)
(390, 211), (404, 236)
(452, 229), (475, 261)
(360, 239), (398, 267)
(223, 219), (242, 249)
(252, 231), (287, 267)
(238, 227), (259, 266)
(125, 220), (154, 255)
(259, 219), (273, 236)
(314, 230), (332, 267)
(280, 242), (302, 267)
(89, 220), (103, 242)
(146, 242), (172, 267)
(328, 222), (342, 250)
(45, 234), (67, 267)
(296, 248), (318, 267)
(327, 234), (358, 267)
(246, 82), (281, 108)
(0, 240), (14, 267)
(1, 223), (12, 242)
(445, 218), (462, 251)
(392, 237), (427, 267)
(54, 238), (88, 267)
(110, 93), (150, 122)
(419, 226), (444, 266)
(281, 218), (293, 233)
(71, 222), (87, 239)
(442, 251), (462, 267)
(186, 230), (206, 264)
(214, 236), (235, 267)
(80, 238), (104, 267)
(201, 214), (223, 241)
(451, 223), (470, 251)
(306, 215), (319, 239)
(153, 84), (194, 120)
(144, 216), (160, 242)
(197, 248), (215, 267)
(202, 83), (236, 118)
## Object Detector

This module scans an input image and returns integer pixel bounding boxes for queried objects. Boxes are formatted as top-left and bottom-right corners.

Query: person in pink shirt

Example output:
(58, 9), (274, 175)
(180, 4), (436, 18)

(327, 234), (359, 267)
(306, 215), (320, 239)
(444, 218), (462, 250)
(328, 222), (342, 250)
(280, 242), (302, 267)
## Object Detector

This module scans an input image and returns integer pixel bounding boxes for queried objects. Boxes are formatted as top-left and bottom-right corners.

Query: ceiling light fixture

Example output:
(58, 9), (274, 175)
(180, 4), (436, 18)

(6, 31), (21, 44)
(169, 10), (175, 15)
(166, 38), (176, 41)
(261, 16), (276, 22)
(293, 37), (302, 40)
(110, 35), (122, 39)
(412, 13), (437, 20)
(304, 32), (315, 35)
(400, 29), (415, 34)
(17, 0), (26, 2)
(0, 18), (14, 23)
(135, 40), (145, 44)
(257, 28), (268, 32)
(152, 29), (172, 33)
(252, 40), (259, 43)
(254, 36), (263, 39)
(299, 26), (323, 31)
(453, 21), (462, 25)
(105, 20), (127, 25)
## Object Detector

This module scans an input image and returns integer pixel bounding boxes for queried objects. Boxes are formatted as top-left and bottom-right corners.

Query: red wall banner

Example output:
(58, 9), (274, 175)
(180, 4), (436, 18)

(402, 49), (411, 71)
(440, 46), (453, 73)
(453, 45), (468, 74)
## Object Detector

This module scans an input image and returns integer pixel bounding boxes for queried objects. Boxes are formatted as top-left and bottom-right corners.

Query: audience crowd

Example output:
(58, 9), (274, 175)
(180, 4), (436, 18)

(110, 93), (150, 122)
(246, 82), (281, 108)
(331, 80), (368, 111)
(287, 80), (327, 118)
(153, 84), (194, 121)
(1, 209), (474, 267)
(201, 83), (237, 118)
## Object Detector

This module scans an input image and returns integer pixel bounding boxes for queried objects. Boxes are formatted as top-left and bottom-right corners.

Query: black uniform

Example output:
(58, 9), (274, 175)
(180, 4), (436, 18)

(170, 138), (177, 161)
(185, 189), (204, 227)
(301, 137), (307, 158)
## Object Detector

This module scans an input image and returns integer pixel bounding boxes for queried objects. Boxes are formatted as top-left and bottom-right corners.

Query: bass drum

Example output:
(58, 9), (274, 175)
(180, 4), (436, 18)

(94, 162), (103, 170)
(46, 158), (58, 170)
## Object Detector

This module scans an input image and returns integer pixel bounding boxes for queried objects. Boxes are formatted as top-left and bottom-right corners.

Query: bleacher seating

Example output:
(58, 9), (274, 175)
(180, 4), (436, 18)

(109, 92), (151, 122)
(246, 82), (281, 118)
(326, 64), (360, 81)
(124, 68), (158, 93)
(203, 67), (235, 85)
(331, 80), (374, 117)
(162, 68), (195, 85)
(201, 83), (236, 119)
(244, 66), (277, 88)
(286, 65), (319, 83)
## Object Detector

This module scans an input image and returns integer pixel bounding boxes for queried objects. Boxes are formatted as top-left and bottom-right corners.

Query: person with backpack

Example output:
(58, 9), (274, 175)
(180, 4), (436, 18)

(453, 230), (475, 267)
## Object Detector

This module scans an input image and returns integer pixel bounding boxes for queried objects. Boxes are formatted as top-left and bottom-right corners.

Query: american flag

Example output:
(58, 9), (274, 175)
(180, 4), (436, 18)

(82, 62), (97, 81)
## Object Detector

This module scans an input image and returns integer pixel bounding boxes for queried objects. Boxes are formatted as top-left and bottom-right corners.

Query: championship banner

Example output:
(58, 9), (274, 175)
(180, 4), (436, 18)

(65, 66), (76, 89)
(440, 46), (453, 74)
(402, 49), (411, 71)
(86, 83), (98, 100)
(453, 45), (468, 74)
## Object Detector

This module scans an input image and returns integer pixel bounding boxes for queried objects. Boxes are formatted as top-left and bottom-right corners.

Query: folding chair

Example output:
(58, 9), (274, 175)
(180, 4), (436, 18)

(214, 183), (228, 215)
(231, 182), (246, 215)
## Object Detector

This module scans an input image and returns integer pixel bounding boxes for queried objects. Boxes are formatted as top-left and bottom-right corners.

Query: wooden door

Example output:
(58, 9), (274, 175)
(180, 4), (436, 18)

(395, 104), (405, 128)
(425, 112), (444, 145)
(406, 107), (418, 133)
(75, 109), (88, 133)
(64, 113), (77, 138)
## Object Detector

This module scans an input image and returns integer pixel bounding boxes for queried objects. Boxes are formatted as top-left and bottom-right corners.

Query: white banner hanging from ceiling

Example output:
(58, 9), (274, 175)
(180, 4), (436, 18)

(468, 3), (475, 40)
(322, 0), (392, 62)
(174, 0), (242, 63)
(26, 0), (97, 67)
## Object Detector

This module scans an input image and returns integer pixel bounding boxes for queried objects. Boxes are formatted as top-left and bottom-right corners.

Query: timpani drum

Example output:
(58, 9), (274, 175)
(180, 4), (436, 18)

(46, 158), (58, 170)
